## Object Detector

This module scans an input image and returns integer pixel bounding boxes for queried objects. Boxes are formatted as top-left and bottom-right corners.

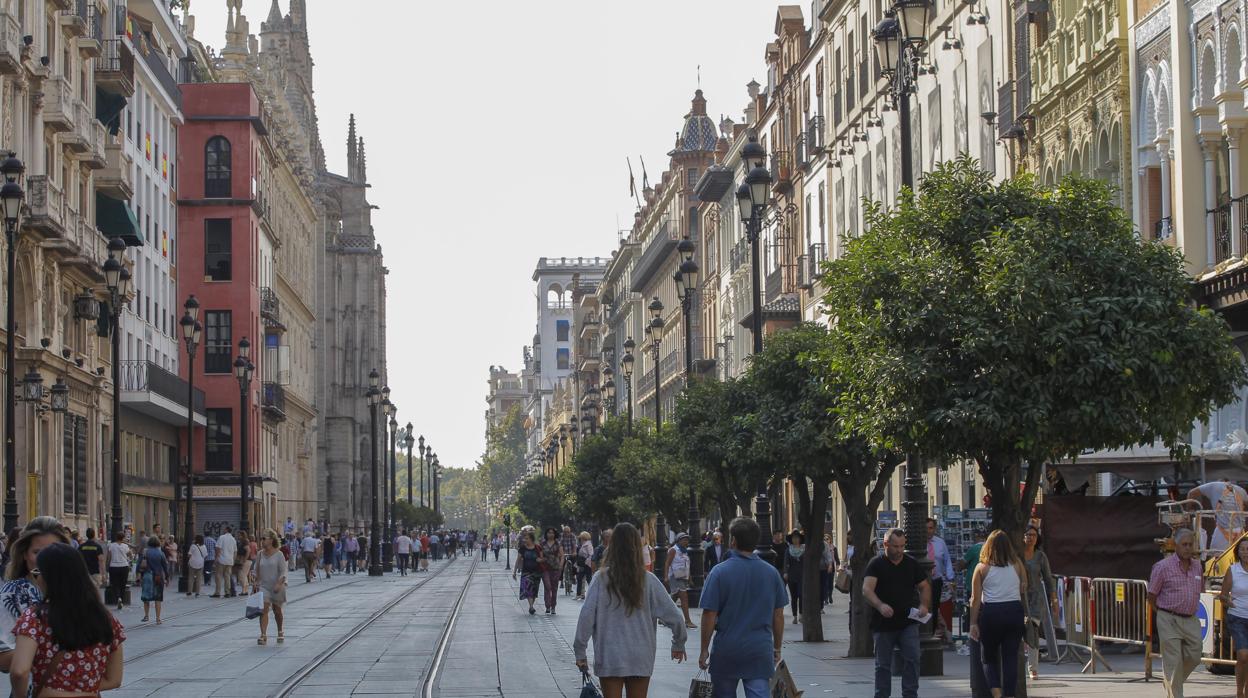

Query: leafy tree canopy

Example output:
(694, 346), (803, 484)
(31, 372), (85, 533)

(515, 475), (569, 531)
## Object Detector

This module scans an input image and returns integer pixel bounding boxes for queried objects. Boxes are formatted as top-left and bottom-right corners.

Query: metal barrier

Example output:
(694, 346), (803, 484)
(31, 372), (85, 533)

(1089, 578), (1151, 675)
(1054, 575), (1105, 670)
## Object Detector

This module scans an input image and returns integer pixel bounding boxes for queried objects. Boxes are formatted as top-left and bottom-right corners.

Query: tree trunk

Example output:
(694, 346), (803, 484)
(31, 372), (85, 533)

(799, 478), (831, 641)
(843, 487), (879, 657)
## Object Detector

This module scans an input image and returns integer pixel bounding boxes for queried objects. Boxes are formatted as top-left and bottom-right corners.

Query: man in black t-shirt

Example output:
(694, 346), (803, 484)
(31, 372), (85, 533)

(862, 528), (930, 698)
(78, 528), (104, 588)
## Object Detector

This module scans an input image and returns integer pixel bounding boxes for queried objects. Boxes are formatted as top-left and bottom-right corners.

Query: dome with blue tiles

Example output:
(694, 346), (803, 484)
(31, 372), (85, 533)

(674, 89), (718, 154)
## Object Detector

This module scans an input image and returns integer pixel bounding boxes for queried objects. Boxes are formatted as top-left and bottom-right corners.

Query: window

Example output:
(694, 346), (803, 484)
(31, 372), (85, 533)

(205, 219), (231, 281)
(205, 408), (233, 472)
(687, 168), (699, 187)
(204, 310), (232, 374)
(205, 136), (232, 198)
(688, 206), (699, 237)
(556, 320), (569, 342)
(62, 415), (87, 515)
(557, 348), (570, 370)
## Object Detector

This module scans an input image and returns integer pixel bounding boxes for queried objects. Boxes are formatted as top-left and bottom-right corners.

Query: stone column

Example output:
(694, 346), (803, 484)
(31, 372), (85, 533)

(1157, 141), (1173, 240)
(1201, 136), (1222, 266)
(1229, 127), (1245, 257)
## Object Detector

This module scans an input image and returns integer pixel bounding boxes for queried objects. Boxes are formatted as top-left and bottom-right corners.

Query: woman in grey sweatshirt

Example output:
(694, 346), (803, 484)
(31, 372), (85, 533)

(574, 522), (688, 697)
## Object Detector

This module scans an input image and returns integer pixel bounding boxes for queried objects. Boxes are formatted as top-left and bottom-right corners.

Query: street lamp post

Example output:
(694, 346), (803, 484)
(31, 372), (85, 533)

(404, 424), (415, 506)
(504, 512), (512, 570)
(381, 391), (394, 571)
(1, 154), (24, 533)
(103, 238), (132, 540)
(645, 298), (668, 574)
(178, 296), (201, 593)
(621, 338), (634, 434)
(366, 369), (383, 576)
(387, 408), (397, 570)
(874, 1), (941, 676)
(433, 457), (442, 516)
(233, 339), (253, 534)
(735, 136), (776, 565)
(674, 238), (704, 598)
(419, 436), (426, 509)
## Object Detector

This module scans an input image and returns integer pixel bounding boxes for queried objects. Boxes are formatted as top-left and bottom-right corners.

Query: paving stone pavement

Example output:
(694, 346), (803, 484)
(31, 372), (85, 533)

(103, 551), (1241, 697)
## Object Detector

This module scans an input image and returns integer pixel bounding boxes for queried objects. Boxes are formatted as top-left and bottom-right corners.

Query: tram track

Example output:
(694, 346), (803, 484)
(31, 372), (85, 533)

(273, 556), (476, 698)
(124, 558), (456, 665)
(420, 555), (478, 698)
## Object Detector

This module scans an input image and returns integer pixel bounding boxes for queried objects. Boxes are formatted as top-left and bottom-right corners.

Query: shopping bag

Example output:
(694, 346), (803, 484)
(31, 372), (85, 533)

(244, 590), (264, 619)
(688, 669), (713, 698)
(768, 659), (803, 697)
(834, 566), (852, 594)
(579, 668), (603, 698)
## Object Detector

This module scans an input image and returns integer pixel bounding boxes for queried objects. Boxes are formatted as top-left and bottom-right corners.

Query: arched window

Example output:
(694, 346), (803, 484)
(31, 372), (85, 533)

(205, 136), (232, 198)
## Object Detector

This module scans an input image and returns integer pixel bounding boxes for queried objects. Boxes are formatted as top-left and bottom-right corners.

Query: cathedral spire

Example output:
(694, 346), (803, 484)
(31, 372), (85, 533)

(358, 138), (367, 183)
(347, 115), (358, 182)
(266, 0), (282, 27)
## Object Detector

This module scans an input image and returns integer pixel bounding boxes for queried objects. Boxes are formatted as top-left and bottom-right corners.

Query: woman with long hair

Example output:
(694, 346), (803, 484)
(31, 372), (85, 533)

(970, 530), (1028, 698)
(1021, 525), (1058, 680)
(251, 529), (288, 645)
(0, 519), (69, 670)
(782, 530), (805, 624)
(540, 527), (563, 615)
(10, 543), (125, 696)
(235, 531), (255, 595)
(512, 531), (541, 615)
(139, 536), (168, 623)
(573, 522), (687, 698)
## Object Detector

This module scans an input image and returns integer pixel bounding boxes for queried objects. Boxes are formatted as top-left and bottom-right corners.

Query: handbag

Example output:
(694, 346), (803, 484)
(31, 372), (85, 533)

(578, 667), (603, 698)
(688, 669), (713, 698)
(245, 590), (265, 619)
(834, 566), (852, 594)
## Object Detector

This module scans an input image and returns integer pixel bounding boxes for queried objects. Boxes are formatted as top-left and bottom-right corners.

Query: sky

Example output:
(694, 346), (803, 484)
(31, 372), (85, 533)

(192, 0), (793, 470)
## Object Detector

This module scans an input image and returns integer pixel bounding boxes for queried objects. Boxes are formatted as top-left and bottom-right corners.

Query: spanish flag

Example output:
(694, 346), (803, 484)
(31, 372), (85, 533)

(161, 153), (167, 179)
(144, 133), (151, 161)
(161, 230), (168, 257)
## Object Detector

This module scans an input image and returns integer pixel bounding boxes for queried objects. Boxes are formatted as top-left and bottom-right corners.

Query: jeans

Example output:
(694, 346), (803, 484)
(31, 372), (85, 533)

(397, 553), (410, 574)
(576, 564), (592, 597)
(787, 577), (802, 616)
(346, 551), (358, 574)
(873, 623), (920, 698)
(493, 547), (499, 561)
(710, 675), (768, 698)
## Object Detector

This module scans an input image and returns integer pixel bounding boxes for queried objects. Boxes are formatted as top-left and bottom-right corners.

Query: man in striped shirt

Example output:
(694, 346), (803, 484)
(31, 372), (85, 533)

(1148, 529), (1203, 698)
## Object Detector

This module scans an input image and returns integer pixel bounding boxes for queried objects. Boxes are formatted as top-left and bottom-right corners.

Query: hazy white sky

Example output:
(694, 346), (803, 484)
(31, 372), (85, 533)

(192, 0), (792, 470)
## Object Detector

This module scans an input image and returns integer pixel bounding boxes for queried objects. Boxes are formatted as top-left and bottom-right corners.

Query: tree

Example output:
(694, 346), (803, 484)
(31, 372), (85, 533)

(609, 424), (706, 530)
(393, 501), (443, 531)
(515, 475), (569, 530)
(822, 158), (1247, 556)
(559, 418), (630, 526)
(673, 376), (766, 523)
(478, 405), (529, 496)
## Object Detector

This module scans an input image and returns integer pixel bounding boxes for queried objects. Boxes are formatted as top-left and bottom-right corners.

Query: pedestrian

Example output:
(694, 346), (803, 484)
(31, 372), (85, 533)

(321, 534), (335, 579)
(139, 536), (168, 624)
(187, 534), (208, 597)
(640, 535), (651, 573)
(0, 520), (70, 654)
(162, 536), (178, 588)
(251, 529), (288, 645)
(862, 527), (931, 698)
(769, 530), (786, 575)
(301, 530), (319, 582)
(926, 518), (955, 638)
(203, 531), (217, 586)
(429, 532), (440, 561)
(345, 533), (360, 574)
(105, 530), (131, 611)
(820, 533), (839, 608)
(592, 529), (612, 573)
(1021, 525), (1058, 680)
(781, 530), (804, 624)
(1149, 528), (1203, 698)
(9, 543), (125, 697)
(665, 532), (697, 629)
(492, 533), (501, 562)
(77, 528), (104, 591)
(395, 530), (413, 576)
(576, 531), (594, 600)
(698, 517), (788, 698)
(513, 531), (541, 615)
(969, 530), (1027, 698)
(213, 526), (237, 598)
(1187, 479), (1248, 556)
(705, 531), (726, 573)
(1220, 536), (1248, 698)
(284, 517), (295, 538)
(481, 535), (489, 561)
(235, 531), (255, 595)
(573, 522), (687, 698)
(539, 528), (562, 614)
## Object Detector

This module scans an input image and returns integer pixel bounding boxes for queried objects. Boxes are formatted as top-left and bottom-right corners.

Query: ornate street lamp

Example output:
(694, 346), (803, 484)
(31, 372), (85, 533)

(418, 435), (427, 509)
(103, 237), (131, 540)
(673, 237), (704, 597)
(646, 297), (664, 430)
(48, 378), (69, 414)
(234, 338), (253, 534)
(178, 295), (201, 592)
(621, 338), (635, 434)
(366, 368), (383, 576)
(382, 394), (395, 571)
(1, 152), (23, 533)
(404, 423), (415, 506)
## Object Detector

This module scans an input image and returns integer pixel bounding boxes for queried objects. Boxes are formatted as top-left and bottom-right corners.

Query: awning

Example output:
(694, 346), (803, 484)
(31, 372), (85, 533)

(94, 89), (128, 136)
(96, 192), (142, 247)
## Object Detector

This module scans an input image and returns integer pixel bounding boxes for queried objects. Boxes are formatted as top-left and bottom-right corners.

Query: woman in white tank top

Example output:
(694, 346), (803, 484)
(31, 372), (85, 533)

(970, 530), (1028, 698)
(1218, 537), (1248, 697)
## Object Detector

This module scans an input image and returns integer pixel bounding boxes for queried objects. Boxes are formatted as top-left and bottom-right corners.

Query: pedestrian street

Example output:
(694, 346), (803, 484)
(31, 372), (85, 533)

(100, 549), (1240, 697)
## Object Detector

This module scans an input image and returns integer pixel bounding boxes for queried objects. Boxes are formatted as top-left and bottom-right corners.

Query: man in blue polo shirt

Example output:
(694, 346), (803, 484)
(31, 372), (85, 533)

(698, 517), (788, 698)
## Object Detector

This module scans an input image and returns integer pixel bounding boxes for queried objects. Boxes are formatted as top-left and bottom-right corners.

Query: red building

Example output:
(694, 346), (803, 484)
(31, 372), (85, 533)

(177, 83), (267, 532)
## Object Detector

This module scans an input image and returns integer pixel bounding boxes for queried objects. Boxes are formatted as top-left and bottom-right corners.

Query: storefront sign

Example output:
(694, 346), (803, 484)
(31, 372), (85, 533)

(182, 485), (257, 500)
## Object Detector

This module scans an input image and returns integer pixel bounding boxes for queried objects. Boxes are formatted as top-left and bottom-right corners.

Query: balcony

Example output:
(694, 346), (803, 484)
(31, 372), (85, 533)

(729, 238), (750, 274)
(578, 314), (600, 340)
(43, 76), (74, 133)
(60, 0), (89, 37)
(0, 11), (20, 75)
(119, 359), (207, 426)
(794, 134), (808, 169)
(140, 42), (182, 109)
(771, 151), (793, 193)
(97, 142), (134, 199)
(62, 101), (92, 154)
(1214, 203), (1233, 265)
(578, 351), (601, 374)
(262, 382), (287, 422)
(77, 2), (102, 57)
(260, 287), (283, 331)
(1153, 217), (1173, 242)
(807, 115), (825, 153)
(83, 118), (107, 169)
(25, 176), (66, 238)
(808, 243), (826, 283)
(95, 39), (135, 97)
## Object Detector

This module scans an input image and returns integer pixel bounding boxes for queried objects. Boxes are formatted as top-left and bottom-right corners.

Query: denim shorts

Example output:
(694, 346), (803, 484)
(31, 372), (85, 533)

(1229, 614), (1248, 650)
